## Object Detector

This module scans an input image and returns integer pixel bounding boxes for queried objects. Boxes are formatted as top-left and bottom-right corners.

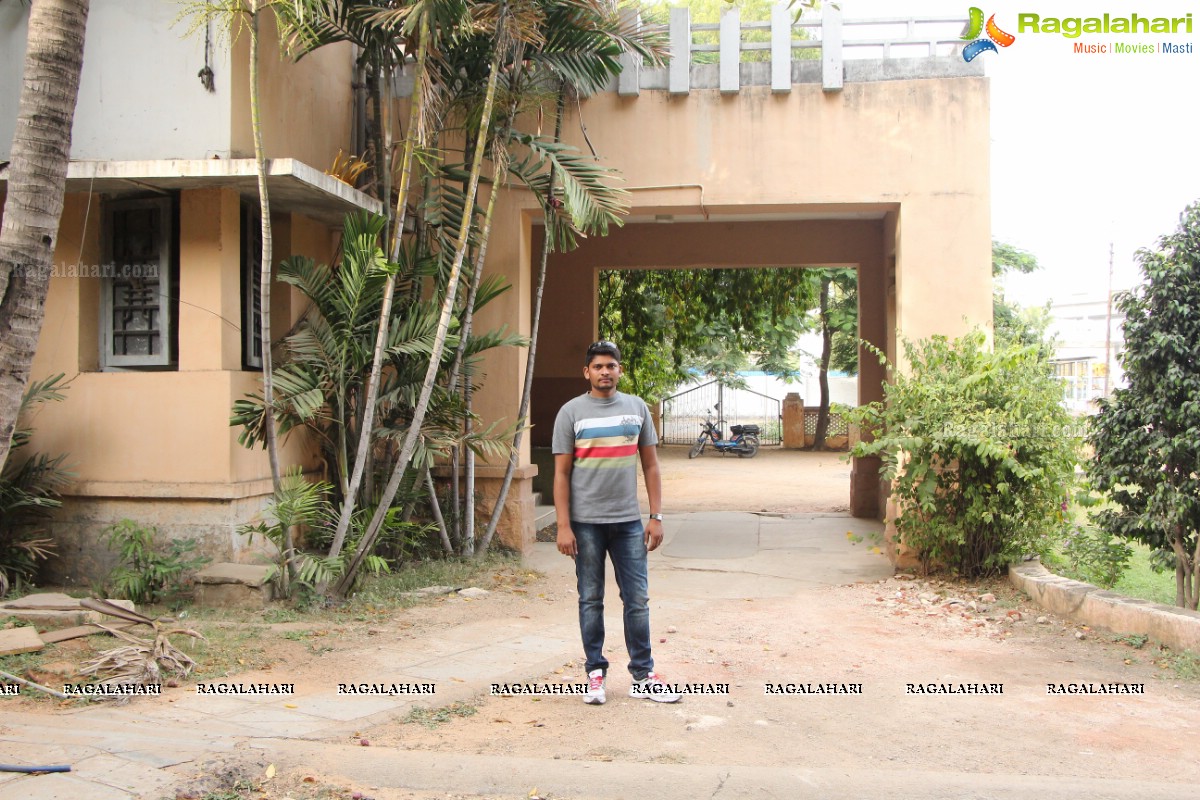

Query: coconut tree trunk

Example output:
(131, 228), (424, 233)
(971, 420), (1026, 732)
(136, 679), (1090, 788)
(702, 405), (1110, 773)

(0, 0), (90, 470)
(336, 3), (509, 596)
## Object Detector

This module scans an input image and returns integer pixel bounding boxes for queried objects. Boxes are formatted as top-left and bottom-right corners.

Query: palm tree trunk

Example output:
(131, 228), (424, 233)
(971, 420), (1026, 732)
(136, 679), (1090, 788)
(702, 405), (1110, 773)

(327, 14), (430, 562)
(453, 175), (503, 557)
(336, 3), (509, 596)
(0, 0), (90, 470)
(478, 88), (565, 554)
(425, 465), (453, 555)
(247, 2), (291, 583)
(248, 2), (281, 493)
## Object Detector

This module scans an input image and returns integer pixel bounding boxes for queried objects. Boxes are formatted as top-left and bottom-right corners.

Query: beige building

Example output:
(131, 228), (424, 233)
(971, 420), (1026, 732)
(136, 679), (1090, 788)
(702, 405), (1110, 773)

(2, 5), (992, 580)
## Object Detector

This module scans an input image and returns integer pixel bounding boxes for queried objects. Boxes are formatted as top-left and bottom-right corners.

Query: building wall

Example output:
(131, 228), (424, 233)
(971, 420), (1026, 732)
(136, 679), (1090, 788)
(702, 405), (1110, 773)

(1, 2), (354, 167)
(451, 76), (989, 523)
(14, 188), (330, 581)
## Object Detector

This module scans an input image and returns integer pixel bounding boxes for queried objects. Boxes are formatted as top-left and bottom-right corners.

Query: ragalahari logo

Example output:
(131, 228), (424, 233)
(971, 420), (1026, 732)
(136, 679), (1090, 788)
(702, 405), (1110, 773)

(961, 7), (1016, 61)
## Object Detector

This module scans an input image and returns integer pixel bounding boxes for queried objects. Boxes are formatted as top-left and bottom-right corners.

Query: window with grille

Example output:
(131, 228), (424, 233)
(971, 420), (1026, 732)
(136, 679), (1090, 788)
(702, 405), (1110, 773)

(100, 197), (176, 369)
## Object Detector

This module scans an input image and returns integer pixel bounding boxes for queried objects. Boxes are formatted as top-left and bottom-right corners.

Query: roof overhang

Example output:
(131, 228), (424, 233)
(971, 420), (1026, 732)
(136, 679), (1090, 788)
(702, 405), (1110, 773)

(0, 158), (383, 227)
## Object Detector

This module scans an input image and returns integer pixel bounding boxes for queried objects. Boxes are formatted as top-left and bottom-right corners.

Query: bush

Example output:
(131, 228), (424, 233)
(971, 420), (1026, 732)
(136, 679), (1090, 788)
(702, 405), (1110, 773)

(849, 332), (1080, 576)
(1, 374), (73, 594)
(1054, 524), (1133, 588)
(101, 520), (210, 606)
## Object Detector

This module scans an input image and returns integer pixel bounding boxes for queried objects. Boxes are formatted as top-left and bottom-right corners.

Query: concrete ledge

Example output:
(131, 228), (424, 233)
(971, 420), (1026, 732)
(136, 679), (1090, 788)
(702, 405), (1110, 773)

(1009, 561), (1200, 653)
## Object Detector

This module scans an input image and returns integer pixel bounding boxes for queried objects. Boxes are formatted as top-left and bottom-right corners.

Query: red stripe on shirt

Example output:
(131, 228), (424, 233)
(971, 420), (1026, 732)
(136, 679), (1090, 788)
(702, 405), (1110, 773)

(575, 443), (639, 459)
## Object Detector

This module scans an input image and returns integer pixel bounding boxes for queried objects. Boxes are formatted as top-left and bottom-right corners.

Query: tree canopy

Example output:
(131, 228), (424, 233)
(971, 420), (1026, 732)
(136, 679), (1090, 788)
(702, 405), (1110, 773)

(992, 239), (1052, 353)
(1088, 200), (1200, 610)
(598, 267), (818, 402)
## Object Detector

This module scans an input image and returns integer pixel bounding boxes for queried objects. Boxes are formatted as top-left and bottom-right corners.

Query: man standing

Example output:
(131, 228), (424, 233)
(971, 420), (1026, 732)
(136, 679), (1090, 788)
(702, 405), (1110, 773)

(553, 340), (681, 705)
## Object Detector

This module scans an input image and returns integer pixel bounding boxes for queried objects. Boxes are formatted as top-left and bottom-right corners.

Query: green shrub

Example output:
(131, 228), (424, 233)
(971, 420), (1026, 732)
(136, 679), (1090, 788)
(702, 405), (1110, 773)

(101, 520), (210, 606)
(849, 332), (1080, 576)
(1057, 524), (1133, 588)
(1, 373), (73, 594)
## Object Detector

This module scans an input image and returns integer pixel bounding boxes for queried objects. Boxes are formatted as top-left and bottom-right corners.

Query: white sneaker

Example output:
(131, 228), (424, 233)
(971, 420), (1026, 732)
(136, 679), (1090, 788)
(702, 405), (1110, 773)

(629, 671), (682, 703)
(583, 669), (606, 705)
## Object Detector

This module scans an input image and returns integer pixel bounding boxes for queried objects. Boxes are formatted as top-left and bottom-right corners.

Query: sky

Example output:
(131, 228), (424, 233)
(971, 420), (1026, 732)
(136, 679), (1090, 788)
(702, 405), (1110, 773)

(840, 0), (1200, 308)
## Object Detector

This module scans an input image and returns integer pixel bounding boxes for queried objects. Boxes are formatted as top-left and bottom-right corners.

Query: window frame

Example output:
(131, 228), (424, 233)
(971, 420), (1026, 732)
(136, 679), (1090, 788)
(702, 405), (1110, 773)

(99, 196), (177, 370)
(240, 201), (264, 370)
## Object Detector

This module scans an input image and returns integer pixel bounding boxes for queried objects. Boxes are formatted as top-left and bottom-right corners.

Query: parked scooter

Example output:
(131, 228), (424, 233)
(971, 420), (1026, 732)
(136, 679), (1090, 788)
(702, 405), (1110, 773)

(688, 406), (759, 458)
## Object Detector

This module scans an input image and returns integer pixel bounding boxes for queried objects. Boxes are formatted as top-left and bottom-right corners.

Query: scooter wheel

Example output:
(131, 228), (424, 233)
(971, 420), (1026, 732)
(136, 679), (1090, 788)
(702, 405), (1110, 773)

(737, 436), (760, 458)
(689, 439), (705, 459)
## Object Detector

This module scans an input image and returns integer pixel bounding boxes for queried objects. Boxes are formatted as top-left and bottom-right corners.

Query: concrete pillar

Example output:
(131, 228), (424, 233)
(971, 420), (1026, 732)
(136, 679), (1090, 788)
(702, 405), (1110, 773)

(782, 392), (805, 449)
(179, 187), (242, 371)
(849, 455), (881, 518)
(650, 402), (663, 441)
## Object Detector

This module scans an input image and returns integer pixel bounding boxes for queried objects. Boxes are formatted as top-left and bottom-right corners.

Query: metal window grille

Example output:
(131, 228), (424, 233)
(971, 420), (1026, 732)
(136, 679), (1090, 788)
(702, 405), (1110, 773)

(101, 198), (173, 368)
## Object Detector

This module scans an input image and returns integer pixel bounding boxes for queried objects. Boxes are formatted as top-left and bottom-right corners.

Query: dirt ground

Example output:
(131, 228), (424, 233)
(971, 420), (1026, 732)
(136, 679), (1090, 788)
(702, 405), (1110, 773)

(646, 445), (852, 514)
(9, 450), (1200, 799)
(352, 577), (1199, 783)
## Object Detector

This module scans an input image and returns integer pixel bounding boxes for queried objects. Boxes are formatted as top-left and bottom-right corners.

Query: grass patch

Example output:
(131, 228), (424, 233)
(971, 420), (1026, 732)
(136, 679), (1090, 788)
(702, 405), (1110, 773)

(405, 700), (478, 728)
(1113, 543), (1177, 606)
(261, 607), (302, 624)
(347, 552), (532, 608)
(1149, 645), (1200, 681)
(187, 622), (272, 681)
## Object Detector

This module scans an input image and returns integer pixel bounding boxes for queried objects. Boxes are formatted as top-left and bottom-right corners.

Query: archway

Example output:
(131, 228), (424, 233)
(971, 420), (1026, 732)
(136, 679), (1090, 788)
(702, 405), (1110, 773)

(529, 211), (895, 518)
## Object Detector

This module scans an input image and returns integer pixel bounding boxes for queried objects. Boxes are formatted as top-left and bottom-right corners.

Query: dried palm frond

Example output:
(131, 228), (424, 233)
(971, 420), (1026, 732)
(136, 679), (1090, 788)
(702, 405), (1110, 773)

(78, 620), (206, 702)
(327, 149), (371, 186)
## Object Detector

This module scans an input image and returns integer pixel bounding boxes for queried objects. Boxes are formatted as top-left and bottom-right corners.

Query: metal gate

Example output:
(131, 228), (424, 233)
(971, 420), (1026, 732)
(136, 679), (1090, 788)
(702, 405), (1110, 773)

(661, 380), (782, 446)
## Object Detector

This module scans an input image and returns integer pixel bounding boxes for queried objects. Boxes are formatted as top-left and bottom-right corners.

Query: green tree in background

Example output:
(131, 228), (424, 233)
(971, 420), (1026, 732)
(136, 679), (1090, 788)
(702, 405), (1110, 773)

(1088, 200), (1200, 610)
(810, 268), (855, 450)
(992, 239), (1052, 353)
(598, 267), (817, 402)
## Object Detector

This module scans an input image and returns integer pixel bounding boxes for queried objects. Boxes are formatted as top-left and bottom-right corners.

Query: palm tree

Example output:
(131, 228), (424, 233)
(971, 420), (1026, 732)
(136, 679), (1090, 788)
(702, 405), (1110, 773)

(251, 0), (663, 585)
(475, 0), (668, 553)
(0, 0), (90, 470)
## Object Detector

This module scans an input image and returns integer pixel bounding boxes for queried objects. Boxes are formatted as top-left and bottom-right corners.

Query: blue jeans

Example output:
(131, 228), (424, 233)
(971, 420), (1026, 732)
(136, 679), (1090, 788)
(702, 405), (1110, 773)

(572, 519), (654, 680)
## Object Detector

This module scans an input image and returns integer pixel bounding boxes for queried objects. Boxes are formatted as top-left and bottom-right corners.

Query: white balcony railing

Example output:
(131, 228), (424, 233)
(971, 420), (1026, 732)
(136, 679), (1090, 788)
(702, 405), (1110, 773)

(616, 5), (972, 96)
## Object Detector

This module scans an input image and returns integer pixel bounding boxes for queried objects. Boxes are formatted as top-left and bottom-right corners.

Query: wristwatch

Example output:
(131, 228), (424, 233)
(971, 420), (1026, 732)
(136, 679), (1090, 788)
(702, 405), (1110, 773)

(648, 513), (663, 521)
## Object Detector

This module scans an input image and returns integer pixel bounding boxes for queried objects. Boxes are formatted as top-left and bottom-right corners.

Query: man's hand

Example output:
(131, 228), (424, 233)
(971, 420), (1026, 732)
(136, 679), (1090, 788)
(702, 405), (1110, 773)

(557, 524), (578, 557)
(644, 518), (664, 552)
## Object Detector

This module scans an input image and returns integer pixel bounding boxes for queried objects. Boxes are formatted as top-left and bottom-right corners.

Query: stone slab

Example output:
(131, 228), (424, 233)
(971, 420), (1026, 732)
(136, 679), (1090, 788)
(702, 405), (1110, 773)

(194, 563), (273, 586)
(0, 626), (43, 656)
(0, 592), (79, 610)
(661, 513), (759, 559)
(0, 598), (137, 631)
(69, 753), (176, 797)
(0, 773), (131, 800)
(194, 581), (273, 609)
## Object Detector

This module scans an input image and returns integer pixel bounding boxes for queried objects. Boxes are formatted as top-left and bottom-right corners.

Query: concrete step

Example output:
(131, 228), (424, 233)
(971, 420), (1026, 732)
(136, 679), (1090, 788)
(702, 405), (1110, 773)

(534, 504), (556, 531)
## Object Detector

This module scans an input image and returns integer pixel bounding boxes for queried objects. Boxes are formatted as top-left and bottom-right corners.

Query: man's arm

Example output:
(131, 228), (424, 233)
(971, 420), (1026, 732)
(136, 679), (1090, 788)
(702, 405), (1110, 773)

(639, 444), (664, 551)
(554, 453), (577, 556)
